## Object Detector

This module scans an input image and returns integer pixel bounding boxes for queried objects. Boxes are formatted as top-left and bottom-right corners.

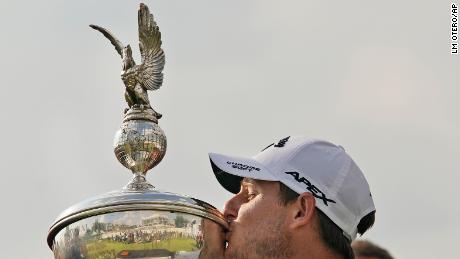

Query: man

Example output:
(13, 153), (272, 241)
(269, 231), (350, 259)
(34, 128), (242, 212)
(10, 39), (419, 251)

(203, 136), (376, 259)
(352, 240), (393, 259)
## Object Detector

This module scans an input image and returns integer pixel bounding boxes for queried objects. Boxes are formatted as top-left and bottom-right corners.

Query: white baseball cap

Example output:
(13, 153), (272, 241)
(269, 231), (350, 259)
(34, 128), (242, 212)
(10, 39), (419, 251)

(209, 136), (375, 241)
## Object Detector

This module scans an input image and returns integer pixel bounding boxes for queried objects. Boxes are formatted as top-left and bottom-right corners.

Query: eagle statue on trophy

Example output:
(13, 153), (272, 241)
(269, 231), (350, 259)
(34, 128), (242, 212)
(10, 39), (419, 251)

(90, 3), (165, 120)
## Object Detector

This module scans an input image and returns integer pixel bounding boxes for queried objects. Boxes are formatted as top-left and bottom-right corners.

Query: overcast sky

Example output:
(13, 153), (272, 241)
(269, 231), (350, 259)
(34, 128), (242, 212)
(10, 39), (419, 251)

(0, 0), (458, 258)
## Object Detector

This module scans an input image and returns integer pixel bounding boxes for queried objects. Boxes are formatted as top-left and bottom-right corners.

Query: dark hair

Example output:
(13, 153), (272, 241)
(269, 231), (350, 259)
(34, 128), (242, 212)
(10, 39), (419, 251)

(278, 183), (376, 259)
(352, 240), (393, 259)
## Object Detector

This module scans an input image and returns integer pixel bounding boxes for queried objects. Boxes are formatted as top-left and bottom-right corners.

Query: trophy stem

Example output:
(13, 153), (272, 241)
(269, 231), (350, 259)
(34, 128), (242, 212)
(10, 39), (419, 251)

(124, 173), (154, 191)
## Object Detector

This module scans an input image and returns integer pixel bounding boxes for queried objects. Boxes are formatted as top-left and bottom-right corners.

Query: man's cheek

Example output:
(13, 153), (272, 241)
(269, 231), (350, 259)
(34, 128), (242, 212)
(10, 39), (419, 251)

(237, 202), (259, 222)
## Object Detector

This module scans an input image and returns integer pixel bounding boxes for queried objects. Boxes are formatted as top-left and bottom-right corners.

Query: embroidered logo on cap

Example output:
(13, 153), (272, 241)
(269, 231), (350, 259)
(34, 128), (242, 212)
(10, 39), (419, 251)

(274, 136), (290, 147)
(227, 161), (261, 172)
(285, 171), (336, 206)
(261, 136), (291, 151)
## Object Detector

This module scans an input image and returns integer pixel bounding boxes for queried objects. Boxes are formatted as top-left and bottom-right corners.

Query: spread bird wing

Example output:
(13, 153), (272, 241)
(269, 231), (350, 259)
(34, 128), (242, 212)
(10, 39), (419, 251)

(137, 3), (165, 91)
(90, 24), (124, 58)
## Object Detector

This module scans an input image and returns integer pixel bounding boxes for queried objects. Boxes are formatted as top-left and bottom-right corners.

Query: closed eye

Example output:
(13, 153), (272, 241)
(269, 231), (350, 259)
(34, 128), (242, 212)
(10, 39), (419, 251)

(247, 193), (257, 201)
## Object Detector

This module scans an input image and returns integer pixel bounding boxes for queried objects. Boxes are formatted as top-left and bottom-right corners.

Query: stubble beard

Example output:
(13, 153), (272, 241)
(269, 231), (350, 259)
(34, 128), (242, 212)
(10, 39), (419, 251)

(226, 216), (293, 259)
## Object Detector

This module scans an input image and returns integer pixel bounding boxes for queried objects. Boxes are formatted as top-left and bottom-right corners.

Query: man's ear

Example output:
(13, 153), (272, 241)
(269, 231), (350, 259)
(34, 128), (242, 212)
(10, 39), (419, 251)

(288, 192), (316, 230)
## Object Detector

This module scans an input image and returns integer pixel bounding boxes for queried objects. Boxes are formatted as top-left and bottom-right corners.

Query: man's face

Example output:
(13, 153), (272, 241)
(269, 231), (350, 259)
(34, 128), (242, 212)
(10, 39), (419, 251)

(223, 178), (293, 259)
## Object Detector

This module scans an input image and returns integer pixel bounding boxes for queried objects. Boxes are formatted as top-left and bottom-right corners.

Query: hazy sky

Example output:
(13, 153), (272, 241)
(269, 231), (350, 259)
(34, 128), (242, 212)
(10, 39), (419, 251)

(0, 0), (458, 258)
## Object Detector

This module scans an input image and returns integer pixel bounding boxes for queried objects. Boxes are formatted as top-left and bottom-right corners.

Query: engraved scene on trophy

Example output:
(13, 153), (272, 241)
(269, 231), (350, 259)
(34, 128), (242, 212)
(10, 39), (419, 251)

(52, 211), (210, 259)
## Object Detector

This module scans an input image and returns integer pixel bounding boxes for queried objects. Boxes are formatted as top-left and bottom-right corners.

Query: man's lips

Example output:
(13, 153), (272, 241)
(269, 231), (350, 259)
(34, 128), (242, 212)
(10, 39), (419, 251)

(225, 231), (232, 248)
(225, 231), (231, 240)
(225, 222), (234, 248)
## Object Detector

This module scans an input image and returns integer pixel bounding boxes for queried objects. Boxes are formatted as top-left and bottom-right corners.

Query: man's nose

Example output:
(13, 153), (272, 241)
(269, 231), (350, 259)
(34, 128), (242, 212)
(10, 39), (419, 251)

(223, 194), (242, 223)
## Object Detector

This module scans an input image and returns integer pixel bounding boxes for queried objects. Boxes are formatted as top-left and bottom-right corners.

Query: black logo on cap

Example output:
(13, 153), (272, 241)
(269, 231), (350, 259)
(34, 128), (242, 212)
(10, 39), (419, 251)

(274, 136), (290, 147)
(227, 161), (261, 172)
(285, 171), (336, 206)
(261, 136), (290, 151)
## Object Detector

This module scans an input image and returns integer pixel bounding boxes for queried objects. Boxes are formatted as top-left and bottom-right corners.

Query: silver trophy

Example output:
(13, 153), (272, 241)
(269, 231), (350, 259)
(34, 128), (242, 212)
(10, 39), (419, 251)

(47, 4), (226, 259)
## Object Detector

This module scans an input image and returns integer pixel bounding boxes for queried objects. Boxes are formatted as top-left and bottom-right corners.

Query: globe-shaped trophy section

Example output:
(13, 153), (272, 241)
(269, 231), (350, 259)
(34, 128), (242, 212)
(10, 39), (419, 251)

(114, 118), (167, 176)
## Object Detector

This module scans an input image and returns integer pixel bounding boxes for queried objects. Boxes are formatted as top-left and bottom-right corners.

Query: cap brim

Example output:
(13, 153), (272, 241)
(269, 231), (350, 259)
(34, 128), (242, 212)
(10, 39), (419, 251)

(209, 153), (277, 194)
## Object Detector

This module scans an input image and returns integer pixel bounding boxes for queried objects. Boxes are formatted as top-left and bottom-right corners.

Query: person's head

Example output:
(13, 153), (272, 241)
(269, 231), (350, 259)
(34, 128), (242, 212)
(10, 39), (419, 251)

(352, 240), (393, 259)
(209, 136), (376, 259)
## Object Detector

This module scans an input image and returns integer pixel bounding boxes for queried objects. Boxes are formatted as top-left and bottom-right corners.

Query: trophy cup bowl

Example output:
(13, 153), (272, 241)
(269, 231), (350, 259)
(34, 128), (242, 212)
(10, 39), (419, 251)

(47, 4), (227, 258)
(48, 188), (226, 259)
